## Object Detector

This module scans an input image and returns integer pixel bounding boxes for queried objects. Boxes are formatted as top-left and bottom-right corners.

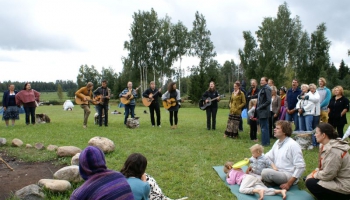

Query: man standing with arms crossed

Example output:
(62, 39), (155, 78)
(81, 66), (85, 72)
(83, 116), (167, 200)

(285, 79), (302, 131)
(317, 77), (331, 123)
(75, 82), (94, 128)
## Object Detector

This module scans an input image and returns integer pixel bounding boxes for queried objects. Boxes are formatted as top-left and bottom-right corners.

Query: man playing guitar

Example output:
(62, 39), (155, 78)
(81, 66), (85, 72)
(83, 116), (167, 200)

(93, 80), (111, 127)
(142, 81), (162, 127)
(75, 82), (94, 128)
(119, 81), (138, 125)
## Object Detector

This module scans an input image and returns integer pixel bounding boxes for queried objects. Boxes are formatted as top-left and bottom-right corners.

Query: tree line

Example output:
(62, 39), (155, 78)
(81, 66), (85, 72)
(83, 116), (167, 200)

(0, 80), (77, 94)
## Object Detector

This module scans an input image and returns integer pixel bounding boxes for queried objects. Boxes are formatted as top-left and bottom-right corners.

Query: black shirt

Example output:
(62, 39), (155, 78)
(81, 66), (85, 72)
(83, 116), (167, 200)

(142, 88), (162, 103)
(202, 90), (220, 108)
(328, 95), (349, 125)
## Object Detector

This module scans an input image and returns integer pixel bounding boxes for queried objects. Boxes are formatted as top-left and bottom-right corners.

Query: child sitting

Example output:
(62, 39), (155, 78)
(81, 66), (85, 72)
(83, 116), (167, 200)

(224, 162), (286, 200)
(246, 144), (277, 178)
(248, 99), (258, 142)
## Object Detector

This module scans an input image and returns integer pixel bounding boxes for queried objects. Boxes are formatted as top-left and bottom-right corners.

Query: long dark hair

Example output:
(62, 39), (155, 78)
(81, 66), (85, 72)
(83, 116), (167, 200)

(120, 153), (147, 179)
(23, 82), (30, 90)
(167, 82), (176, 93)
(317, 123), (338, 139)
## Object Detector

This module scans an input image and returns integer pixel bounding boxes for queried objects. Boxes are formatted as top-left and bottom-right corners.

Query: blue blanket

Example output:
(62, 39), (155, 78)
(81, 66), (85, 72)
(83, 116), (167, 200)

(213, 166), (314, 200)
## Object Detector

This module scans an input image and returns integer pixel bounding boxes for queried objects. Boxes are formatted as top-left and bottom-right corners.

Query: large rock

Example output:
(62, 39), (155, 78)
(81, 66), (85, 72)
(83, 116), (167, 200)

(38, 179), (71, 192)
(71, 153), (80, 165)
(35, 143), (45, 150)
(53, 165), (83, 182)
(26, 144), (33, 148)
(12, 138), (23, 147)
(0, 138), (6, 146)
(57, 146), (81, 157)
(15, 184), (45, 200)
(47, 145), (58, 151)
(88, 136), (115, 153)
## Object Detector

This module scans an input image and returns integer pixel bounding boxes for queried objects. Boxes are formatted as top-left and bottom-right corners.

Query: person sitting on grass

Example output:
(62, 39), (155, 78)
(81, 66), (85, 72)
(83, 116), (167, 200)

(70, 146), (133, 200)
(261, 120), (306, 190)
(121, 153), (151, 200)
(224, 162), (286, 200)
(246, 144), (278, 178)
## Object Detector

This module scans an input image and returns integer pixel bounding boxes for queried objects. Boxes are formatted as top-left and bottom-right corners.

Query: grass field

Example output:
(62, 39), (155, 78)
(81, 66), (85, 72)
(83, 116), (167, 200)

(0, 105), (328, 199)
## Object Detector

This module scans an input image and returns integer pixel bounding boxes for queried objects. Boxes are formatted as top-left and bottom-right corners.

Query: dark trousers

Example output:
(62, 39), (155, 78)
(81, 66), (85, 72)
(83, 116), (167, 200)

(329, 122), (345, 138)
(169, 111), (178, 126)
(149, 102), (161, 126)
(259, 118), (270, 146)
(239, 116), (243, 131)
(24, 106), (36, 125)
(306, 178), (350, 200)
(97, 104), (108, 126)
(268, 111), (277, 138)
(206, 107), (218, 130)
(250, 120), (257, 140)
(124, 104), (135, 124)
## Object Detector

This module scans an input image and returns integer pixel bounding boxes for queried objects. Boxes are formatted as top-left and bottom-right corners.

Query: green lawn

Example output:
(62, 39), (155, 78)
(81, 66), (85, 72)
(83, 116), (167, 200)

(1, 105), (325, 199)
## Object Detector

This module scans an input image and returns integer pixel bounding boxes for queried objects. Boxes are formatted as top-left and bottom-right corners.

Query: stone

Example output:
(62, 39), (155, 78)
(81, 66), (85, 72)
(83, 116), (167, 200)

(88, 137), (115, 153)
(0, 138), (6, 146)
(126, 117), (140, 129)
(57, 146), (82, 157)
(12, 138), (23, 147)
(53, 165), (83, 182)
(26, 144), (33, 148)
(38, 179), (71, 192)
(15, 184), (45, 200)
(47, 144), (58, 151)
(35, 143), (45, 150)
(71, 153), (80, 165)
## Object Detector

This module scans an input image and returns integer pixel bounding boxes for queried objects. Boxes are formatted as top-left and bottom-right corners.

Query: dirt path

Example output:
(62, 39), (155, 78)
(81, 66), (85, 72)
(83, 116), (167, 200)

(0, 151), (64, 200)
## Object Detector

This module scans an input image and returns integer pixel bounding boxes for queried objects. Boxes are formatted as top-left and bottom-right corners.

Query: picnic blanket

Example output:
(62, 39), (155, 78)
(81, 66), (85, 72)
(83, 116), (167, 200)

(213, 166), (314, 200)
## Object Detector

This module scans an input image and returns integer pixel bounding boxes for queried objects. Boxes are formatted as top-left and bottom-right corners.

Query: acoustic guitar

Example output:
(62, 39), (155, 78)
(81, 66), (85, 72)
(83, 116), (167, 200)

(120, 86), (141, 105)
(142, 89), (161, 107)
(162, 98), (177, 110)
(75, 95), (100, 105)
(199, 95), (224, 110)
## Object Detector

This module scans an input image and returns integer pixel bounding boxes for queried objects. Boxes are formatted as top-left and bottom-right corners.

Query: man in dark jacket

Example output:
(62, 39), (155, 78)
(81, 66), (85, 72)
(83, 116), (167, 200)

(256, 77), (271, 146)
(93, 80), (111, 127)
(142, 81), (162, 127)
(285, 79), (302, 131)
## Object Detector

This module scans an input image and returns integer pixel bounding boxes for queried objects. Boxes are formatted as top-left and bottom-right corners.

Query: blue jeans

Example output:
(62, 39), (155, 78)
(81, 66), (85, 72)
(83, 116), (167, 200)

(299, 115), (313, 131)
(312, 116), (320, 129)
(285, 111), (299, 131)
(259, 118), (270, 146)
(124, 104), (135, 124)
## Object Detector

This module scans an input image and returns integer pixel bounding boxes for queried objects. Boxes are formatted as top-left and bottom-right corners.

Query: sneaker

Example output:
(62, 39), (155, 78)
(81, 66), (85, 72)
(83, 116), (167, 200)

(83, 125), (87, 128)
(158, 125), (161, 127)
(152, 125), (155, 127)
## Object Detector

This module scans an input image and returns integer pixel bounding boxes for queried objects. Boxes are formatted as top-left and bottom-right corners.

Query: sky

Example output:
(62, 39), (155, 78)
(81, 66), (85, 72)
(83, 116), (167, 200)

(0, 0), (349, 83)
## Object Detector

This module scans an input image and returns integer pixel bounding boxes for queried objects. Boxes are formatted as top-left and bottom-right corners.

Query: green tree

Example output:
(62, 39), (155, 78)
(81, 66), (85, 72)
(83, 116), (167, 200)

(220, 60), (236, 93)
(294, 31), (311, 83)
(239, 31), (259, 80)
(57, 84), (63, 100)
(189, 11), (216, 103)
(101, 67), (118, 98)
(76, 65), (101, 88)
(338, 59), (348, 80)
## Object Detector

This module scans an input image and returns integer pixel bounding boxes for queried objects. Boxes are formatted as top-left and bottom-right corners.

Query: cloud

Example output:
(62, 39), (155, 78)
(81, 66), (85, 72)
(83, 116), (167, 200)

(0, 1), (79, 51)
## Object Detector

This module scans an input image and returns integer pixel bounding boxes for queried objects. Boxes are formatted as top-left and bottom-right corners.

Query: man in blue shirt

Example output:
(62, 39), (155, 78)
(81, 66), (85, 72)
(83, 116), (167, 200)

(285, 79), (302, 131)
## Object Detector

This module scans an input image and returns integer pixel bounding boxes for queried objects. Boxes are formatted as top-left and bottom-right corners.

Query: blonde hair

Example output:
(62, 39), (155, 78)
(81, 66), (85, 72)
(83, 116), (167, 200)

(332, 86), (344, 96)
(300, 84), (309, 91)
(319, 77), (327, 86)
(249, 144), (264, 154)
(249, 99), (257, 110)
(224, 161), (233, 175)
(309, 83), (317, 90)
(270, 86), (277, 93)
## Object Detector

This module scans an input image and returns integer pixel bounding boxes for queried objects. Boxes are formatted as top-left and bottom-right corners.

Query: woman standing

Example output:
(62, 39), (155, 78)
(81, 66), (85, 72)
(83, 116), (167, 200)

(2, 84), (19, 127)
(278, 86), (287, 120)
(305, 123), (350, 200)
(15, 83), (40, 125)
(225, 81), (246, 138)
(202, 81), (220, 130)
(328, 86), (349, 138)
(296, 84), (315, 131)
(161, 82), (181, 129)
(269, 86), (281, 138)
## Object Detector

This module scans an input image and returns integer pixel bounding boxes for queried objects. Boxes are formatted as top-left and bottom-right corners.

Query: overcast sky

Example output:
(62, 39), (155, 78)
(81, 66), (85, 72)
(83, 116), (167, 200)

(0, 0), (349, 83)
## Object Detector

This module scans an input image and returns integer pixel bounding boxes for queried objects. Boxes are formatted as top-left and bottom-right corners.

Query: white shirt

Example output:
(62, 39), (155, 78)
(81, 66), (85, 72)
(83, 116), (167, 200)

(265, 137), (306, 180)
